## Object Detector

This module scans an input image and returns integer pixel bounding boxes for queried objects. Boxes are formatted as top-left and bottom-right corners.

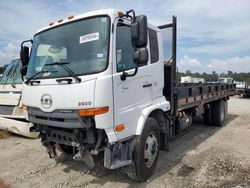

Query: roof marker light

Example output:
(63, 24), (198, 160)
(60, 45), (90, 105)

(117, 11), (125, 17)
(49, 22), (54, 26)
(58, 19), (63, 23)
(68, 15), (74, 20)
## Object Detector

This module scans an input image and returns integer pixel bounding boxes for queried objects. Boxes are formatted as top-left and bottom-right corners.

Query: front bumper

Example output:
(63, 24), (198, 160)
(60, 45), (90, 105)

(0, 116), (39, 138)
(28, 107), (85, 129)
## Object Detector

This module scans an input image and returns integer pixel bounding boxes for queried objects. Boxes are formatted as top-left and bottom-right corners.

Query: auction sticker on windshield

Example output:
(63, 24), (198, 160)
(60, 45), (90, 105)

(79, 32), (99, 44)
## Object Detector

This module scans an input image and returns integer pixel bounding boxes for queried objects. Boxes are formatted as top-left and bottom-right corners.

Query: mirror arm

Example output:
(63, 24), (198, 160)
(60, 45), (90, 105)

(126, 9), (136, 22)
(21, 39), (33, 47)
(120, 45), (139, 81)
(120, 65), (138, 81)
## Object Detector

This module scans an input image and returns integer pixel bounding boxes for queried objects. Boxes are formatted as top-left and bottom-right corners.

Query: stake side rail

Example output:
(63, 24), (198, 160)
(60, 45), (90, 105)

(176, 83), (236, 111)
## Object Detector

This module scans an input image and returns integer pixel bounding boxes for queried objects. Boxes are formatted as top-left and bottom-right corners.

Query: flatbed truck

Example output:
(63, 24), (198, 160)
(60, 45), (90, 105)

(236, 82), (250, 97)
(19, 9), (235, 181)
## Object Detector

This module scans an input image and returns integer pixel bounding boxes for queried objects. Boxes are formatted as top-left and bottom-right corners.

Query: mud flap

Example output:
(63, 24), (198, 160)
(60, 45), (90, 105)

(73, 148), (95, 169)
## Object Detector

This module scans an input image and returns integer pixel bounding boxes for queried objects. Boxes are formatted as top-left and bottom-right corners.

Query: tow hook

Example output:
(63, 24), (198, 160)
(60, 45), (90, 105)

(73, 146), (95, 169)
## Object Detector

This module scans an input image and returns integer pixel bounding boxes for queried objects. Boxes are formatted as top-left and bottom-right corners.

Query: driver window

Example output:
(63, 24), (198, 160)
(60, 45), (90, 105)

(116, 25), (135, 72)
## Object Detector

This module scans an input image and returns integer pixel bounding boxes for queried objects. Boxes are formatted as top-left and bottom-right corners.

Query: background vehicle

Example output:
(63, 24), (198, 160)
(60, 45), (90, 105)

(0, 59), (38, 138)
(19, 9), (235, 181)
(180, 76), (205, 83)
(218, 77), (233, 84)
(235, 81), (250, 97)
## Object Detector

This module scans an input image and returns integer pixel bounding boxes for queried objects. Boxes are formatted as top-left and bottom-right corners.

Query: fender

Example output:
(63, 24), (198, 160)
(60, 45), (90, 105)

(135, 96), (170, 135)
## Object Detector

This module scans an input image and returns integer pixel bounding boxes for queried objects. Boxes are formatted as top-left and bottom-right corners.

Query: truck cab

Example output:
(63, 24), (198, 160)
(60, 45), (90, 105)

(20, 9), (169, 180)
(0, 59), (38, 138)
(218, 77), (233, 84)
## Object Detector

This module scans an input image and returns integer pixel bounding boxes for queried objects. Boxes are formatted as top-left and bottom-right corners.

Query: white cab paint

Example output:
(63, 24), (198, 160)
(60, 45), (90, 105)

(21, 9), (171, 142)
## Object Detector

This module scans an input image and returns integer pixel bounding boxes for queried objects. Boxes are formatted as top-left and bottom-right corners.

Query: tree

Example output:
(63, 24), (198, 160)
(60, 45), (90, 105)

(186, 70), (191, 75)
(0, 64), (8, 74)
(227, 70), (233, 77)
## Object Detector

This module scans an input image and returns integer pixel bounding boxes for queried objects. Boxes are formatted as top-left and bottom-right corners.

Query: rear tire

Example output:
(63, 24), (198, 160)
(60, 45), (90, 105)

(211, 100), (226, 127)
(203, 107), (211, 125)
(126, 117), (160, 182)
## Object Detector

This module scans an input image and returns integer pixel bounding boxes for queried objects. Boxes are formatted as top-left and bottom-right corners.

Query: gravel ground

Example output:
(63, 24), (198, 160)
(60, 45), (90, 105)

(0, 96), (250, 188)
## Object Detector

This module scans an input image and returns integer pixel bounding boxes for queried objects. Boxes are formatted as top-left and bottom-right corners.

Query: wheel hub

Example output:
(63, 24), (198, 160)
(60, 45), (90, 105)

(144, 132), (158, 168)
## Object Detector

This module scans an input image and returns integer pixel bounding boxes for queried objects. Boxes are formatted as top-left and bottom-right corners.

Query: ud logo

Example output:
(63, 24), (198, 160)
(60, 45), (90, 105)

(41, 94), (53, 109)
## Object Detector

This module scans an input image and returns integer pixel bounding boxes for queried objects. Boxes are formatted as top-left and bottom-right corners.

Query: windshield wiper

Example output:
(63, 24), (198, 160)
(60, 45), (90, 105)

(25, 70), (57, 84)
(45, 62), (81, 83)
(10, 63), (19, 88)
(3, 64), (16, 85)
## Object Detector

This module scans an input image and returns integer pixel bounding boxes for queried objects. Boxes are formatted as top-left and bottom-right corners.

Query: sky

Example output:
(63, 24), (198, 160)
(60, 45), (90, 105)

(0, 0), (250, 73)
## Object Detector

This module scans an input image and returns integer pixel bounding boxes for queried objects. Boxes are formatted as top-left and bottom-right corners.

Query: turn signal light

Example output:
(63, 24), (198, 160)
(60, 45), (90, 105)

(115, 124), (125, 132)
(21, 105), (28, 110)
(58, 19), (63, 23)
(78, 106), (109, 117)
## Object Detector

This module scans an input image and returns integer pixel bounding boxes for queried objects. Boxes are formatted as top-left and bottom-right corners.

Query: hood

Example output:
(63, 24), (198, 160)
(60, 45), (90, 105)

(0, 84), (22, 106)
(22, 77), (96, 112)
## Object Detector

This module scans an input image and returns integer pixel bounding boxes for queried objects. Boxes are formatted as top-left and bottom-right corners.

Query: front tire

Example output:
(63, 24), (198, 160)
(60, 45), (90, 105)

(127, 117), (160, 182)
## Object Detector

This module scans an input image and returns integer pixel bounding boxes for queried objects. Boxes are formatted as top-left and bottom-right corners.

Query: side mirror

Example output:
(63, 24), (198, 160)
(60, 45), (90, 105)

(134, 47), (148, 65)
(131, 15), (148, 48)
(20, 46), (30, 66)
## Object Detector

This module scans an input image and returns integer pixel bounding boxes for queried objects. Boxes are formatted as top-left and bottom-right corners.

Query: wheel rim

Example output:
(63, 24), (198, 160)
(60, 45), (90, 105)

(144, 132), (158, 168)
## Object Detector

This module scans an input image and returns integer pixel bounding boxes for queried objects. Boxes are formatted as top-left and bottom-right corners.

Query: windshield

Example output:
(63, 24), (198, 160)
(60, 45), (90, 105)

(218, 78), (232, 83)
(26, 16), (110, 79)
(0, 59), (22, 85)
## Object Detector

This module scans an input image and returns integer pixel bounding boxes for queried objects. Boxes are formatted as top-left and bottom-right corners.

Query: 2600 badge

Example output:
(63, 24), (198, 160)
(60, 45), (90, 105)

(78, 101), (92, 106)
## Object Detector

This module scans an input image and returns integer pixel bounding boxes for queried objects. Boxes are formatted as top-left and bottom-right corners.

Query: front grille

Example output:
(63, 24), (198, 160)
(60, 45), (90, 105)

(28, 107), (83, 128)
(0, 105), (15, 115)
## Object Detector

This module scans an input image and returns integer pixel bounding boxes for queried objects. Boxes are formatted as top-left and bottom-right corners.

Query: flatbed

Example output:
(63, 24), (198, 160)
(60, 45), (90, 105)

(177, 83), (235, 111)
(161, 16), (235, 140)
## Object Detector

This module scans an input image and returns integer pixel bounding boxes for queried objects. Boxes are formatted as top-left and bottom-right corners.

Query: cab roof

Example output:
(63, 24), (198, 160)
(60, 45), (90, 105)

(36, 9), (121, 34)
(35, 9), (160, 34)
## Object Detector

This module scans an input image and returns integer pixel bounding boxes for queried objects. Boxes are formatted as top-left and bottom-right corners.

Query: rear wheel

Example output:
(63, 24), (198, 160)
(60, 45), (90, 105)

(211, 100), (226, 127)
(126, 117), (160, 182)
(203, 106), (211, 125)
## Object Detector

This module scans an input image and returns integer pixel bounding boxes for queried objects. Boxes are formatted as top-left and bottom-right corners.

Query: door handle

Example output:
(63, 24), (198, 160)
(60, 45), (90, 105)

(143, 83), (152, 88)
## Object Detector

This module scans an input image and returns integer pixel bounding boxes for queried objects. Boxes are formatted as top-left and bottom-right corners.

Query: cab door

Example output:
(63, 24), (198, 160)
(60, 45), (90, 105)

(112, 20), (152, 139)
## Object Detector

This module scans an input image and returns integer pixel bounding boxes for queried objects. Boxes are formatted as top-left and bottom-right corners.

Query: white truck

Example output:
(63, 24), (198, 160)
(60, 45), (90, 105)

(19, 9), (235, 181)
(235, 81), (250, 97)
(0, 59), (38, 138)
(218, 77), (233, 84)
(180, 76), (204, 83)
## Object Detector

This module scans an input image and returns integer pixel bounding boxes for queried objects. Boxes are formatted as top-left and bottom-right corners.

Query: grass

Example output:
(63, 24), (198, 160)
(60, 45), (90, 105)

(0, 130), (10, 139)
